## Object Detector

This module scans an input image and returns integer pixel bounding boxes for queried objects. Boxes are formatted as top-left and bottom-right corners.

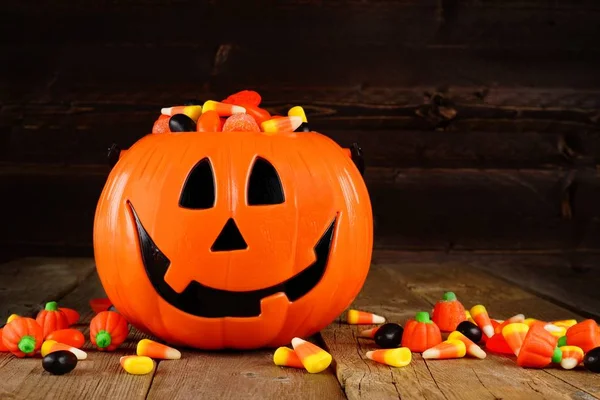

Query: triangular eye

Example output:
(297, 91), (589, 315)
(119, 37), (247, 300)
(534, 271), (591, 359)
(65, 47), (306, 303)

(247, 157), (285, 205)
(179, 158), (215, 209)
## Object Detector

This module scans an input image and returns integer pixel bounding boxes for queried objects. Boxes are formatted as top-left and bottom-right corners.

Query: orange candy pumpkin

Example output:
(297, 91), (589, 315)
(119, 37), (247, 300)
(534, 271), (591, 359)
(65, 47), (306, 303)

(558, 319), (600, 353)
(93, 130), (373, 349)
(517, 323), (562, 368)
(401, 312), (442, 353)
(0, 328), (8, 352)
(432, 292), (466, 332)
(90, 311), (129, 351)
(36, 301), (70, 338)
(2, 317), (43, 357)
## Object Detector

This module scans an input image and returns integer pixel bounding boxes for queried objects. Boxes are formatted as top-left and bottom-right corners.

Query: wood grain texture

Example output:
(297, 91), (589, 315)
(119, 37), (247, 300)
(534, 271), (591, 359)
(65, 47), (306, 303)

(0, 257), (94, 317)
(320, 251), (600, 400)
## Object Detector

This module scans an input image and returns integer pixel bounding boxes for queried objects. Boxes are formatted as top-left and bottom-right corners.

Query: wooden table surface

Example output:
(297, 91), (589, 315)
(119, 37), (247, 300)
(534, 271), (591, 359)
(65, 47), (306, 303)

(0, 252), (598, 399)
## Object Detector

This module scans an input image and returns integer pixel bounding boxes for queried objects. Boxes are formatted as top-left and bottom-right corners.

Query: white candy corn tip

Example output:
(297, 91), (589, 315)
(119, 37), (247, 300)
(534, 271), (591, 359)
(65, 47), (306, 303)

(422, 348), (440, 359)
(291, 337), (306, 349)
(231, 105), (246, 114)
(544, 324), (563, 333)
(561, 358), (579, 370)
(470, 346), (487, 359)
(359, 328), (377, 338)
(166, 348), (182, 360)
(365, 351), (375, 360)
(288, 115), (303, 131)
(483, 325), (495, 338)
(372, 314), (386, 324)
(160, 107), (173, 115)
(70, 347), (87, 360)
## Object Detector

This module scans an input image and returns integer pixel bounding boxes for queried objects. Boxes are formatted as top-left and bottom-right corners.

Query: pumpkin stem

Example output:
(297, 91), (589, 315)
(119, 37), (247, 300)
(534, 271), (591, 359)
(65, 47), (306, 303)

(442, 292), (457, 302)
(557, 336), (567, 347)
(96, 330), (112, 348)
(415, 312), (432, 324)
(18, 335), (36, 354)
(44, 301), (59, 311)
(551, 347), (563, 363)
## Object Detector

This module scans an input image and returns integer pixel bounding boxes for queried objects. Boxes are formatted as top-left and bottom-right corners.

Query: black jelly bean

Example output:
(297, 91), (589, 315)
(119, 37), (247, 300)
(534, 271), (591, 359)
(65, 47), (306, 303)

(374, 323), (404, 348)
(42, 350), (78, 375)
(456, 321), (483, 344)
(169, 114), (196, 132)
(584, 347), (600, 373)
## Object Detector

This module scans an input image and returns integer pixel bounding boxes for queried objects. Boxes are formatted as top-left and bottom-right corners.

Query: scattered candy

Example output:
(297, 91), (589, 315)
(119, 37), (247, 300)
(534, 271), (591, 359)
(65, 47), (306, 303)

(544, 323), (567, 338)
(495, 314), (525, 334)
(456, 321), (483, 344)
(36, 301), (70, 339)
(366, 347), (412, 367)
(501, 323), (529, 356)
(2, 317), (43, 357)
(291, 337), (332, 374)
(346, 309), (386, 325)
(222, 90), (261, 107)
(152, 115), (171, 134)
(432, 292), (466, 332)
(41, 339), (87, 360)
(59, 308), (80, 326)
(423, 339), (466, 360)
(43, 350), (78, 375)
(374, 323), (404, 348)
(169, 114), (196, 132)
(273, 347), (304, 369)
(401, 312), (442, 353)
(560, 346), (584, 370)
(90, 298), (113, 314)
(558, 319), (600, 353)
(46, 329), (85, 349)
(517, 323), (562, 368)
(203, 100), (246, 116)
(288, 106), (310, 132)
(196, 110), (223, 132)
(470, 305), (495, 338)
(120, 355), (155, 375)
(584, 347), (600, 373)
(222, 113), (261, 132)
(359, 327), (379, 339)
(552, 319), (577, 329)
(161, 105), (203, 122)
(261, 116), (303, 134)
(448, 331), (486, 359)
(523, 318), (542, 327)
(7, 314), (20, 324)
(90, 311), (129, 351)
(137, 339), (181, 360)
(485, 333), (514, 355)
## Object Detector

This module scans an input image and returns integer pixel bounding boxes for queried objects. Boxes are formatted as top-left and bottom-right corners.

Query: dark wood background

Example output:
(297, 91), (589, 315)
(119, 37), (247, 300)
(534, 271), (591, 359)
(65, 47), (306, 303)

(1, 0), (600, 257)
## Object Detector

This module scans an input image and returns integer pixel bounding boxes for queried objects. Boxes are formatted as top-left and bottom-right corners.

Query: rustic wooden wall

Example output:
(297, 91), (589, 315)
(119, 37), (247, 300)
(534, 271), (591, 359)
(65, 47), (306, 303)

(1, 0), (599, 256)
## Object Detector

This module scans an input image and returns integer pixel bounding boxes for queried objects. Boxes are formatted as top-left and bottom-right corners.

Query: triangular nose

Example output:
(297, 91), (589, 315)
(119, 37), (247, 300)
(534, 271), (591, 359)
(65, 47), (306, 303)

(211, 218), (248, 252)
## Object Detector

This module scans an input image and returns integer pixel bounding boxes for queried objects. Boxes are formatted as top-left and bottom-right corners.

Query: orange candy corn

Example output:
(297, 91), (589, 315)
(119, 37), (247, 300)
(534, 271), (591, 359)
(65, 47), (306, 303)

(161, 105), (203, 122)
(41, 339), (87, 360)
(366, 347), (412, 367)
(495, 314), (525, 334)
(501, 323), (529, 356)
(544, 323), (567, 338)
(559, 346), (584, 370)
(422, 339), (466, 360)
(448, 331), (486, 359)
(347, 309), (385, 325)
(359, 327), (379, 339)
(470, 305), (494, 338)
(261, 116), (303, 134)
(196, 110), (223, 132)
(136, 339), (181, 360)
(202, 100), (245, 116)
(291, 337), (332, 373)
(273, 347), (304, 369)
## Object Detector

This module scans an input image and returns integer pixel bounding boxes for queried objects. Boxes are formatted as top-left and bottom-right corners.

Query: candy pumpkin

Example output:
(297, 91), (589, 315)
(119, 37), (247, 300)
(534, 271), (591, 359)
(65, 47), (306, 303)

(2, 317), (43, 357)
(94, 130), (373, 349)
(558, 319), (600, 353)
(36, 301), (70, 338)
(401, 312), (442, 352)
(432, 292), (466, 332)
(90, 311), (129, 351)
(517, 323), (562, 368)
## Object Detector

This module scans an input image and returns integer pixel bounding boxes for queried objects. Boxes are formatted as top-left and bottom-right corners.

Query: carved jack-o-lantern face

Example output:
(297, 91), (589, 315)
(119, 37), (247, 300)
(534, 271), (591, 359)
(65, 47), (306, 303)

(94, 131), (373, 350)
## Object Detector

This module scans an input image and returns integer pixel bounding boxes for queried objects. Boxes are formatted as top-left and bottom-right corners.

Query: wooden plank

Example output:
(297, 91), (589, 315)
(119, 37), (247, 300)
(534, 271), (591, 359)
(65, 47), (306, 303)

(0, 269), (155, 400)
(320, 251), (600, 400)
(0, 257), (95, 316)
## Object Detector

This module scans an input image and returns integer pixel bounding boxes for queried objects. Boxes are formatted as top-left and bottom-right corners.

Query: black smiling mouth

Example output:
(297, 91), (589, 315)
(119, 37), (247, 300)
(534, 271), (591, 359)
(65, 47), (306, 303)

(127, 201), (336, 318)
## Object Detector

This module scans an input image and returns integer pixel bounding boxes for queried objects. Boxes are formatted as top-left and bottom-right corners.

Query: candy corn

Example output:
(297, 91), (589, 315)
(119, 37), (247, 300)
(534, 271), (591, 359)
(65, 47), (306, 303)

(366, 347), (412, 367)
(261, 116), (303, 134)
(552, 319), (577, 329)
(291, 337), (332, 374)
(202, 100), (245, 116)
(559, 346), (584, 370)
(137, 339), (181, 360)
(495, 314), (525, 334)
(448, 331), (486, 359)
(501, 323), (529, 356)
(41, 340), (87, 360)
(7, 314), (19, 323)
(523, 318), (542, 327)
(544, 323), (567, 338)
(358, 327), (379, 339)
(465, 310), (475, 324)
(422, 339), (466, 360)
(346, 309), (385, 325)
(161, 105), (203, 122)
(470, 305), (494, 338)
(120, 355), (155, 375)
(196, 110), (223, 132)
(288, 106), (310, 132)
(273, 347), (304, 369)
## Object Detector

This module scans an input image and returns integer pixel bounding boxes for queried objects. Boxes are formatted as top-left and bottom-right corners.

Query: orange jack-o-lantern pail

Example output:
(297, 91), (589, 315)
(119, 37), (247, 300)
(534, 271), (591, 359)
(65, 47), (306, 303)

(93, 131), (373, 350)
